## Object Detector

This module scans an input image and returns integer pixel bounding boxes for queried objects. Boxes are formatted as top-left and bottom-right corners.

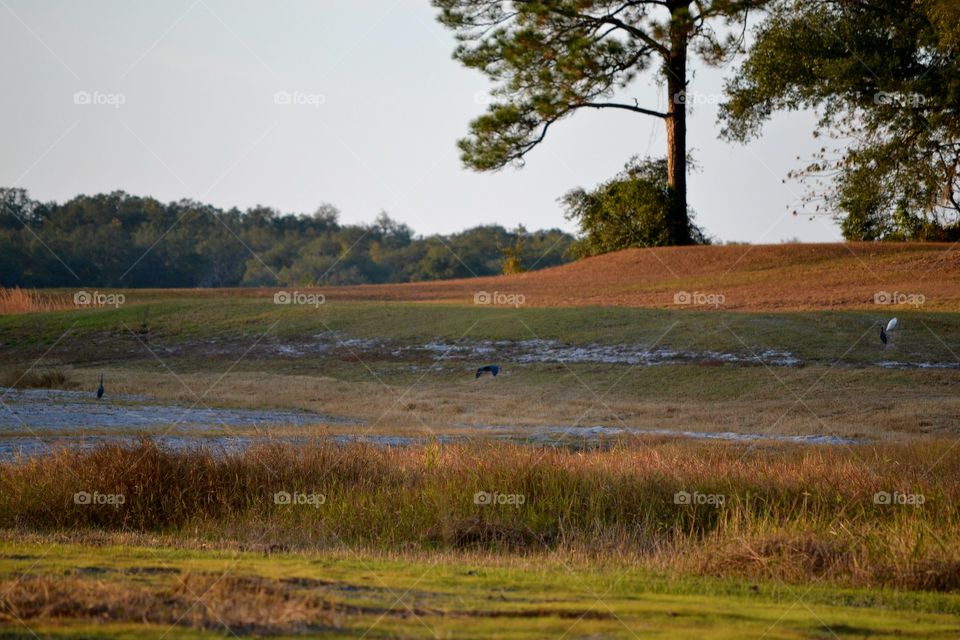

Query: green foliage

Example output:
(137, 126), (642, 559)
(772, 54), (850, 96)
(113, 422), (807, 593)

(0, 189), (575, 287)
(498, 225), (526, 274)
(434, 0), (769, 246)
(720, 0), (960, 240)
(562, 157), (708, 256)
(434, 0), (763, 170)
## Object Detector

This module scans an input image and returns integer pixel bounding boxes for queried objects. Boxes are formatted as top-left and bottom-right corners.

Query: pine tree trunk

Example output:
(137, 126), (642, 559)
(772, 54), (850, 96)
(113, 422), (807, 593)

(665, 5), (692, 245)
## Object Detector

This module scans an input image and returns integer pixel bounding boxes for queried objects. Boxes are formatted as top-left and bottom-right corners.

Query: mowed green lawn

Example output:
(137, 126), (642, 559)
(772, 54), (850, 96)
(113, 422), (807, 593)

(1, 540), (959, 639)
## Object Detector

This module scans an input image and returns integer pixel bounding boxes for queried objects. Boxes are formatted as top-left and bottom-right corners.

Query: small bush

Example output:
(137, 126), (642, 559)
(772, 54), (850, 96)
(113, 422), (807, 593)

(562, 157), (709, 257)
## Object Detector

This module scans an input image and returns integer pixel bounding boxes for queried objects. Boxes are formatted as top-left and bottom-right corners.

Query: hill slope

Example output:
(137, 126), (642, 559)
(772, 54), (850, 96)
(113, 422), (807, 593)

(322, 242), (960, 311)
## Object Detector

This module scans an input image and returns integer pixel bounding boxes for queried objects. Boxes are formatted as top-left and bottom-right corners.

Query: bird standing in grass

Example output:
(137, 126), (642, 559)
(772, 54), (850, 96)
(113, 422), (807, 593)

(96, 372), (104, 399)
(880, 318), (898, 345)
(476, 365), (500, 379)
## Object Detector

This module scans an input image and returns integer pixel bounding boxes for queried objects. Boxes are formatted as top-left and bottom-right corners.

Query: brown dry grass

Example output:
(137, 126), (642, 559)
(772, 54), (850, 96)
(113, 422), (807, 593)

(0, 367), (75, 390)
(691, 534), (960, 592)
(93, 367), (960, 440)
(0, 573), (341, 632)
(2, 439), (959, 591)
(0, 287), (70, 315)
(309, 242), (960, 310)
(9, 243), (960, 311)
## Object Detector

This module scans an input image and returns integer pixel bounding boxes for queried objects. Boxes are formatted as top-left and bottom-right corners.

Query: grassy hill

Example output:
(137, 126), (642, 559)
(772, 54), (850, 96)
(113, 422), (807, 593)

(314, 242), (960, 310)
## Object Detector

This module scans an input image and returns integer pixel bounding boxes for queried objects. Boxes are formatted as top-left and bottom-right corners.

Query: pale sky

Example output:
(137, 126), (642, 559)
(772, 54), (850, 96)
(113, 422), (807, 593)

(0, 0), (842, 243)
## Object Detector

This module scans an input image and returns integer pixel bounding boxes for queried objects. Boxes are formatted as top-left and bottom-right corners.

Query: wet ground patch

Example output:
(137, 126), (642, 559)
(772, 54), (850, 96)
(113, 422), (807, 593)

(0, 388), (362, 432)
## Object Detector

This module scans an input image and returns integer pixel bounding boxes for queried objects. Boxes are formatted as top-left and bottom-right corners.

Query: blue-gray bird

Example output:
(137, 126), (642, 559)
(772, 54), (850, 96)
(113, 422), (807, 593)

(96, 372), (104, 399)
(475, 365), (500, 379)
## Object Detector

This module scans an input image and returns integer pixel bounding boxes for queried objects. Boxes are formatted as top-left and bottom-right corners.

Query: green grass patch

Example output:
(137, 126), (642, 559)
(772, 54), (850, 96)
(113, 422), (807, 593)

(2, 298), (959, 367)
(1, 539), (959, 638)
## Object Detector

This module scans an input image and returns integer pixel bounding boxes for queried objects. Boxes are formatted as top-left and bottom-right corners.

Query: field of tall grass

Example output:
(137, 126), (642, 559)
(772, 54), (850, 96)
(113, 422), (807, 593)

(2, 438), (958, 592)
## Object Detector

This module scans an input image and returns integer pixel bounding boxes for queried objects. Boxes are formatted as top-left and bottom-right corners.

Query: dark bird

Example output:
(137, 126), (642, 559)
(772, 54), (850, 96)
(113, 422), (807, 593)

(880, 317), (898, 345)
(96, 372), (104, 399)
(475, 365), (500, 379)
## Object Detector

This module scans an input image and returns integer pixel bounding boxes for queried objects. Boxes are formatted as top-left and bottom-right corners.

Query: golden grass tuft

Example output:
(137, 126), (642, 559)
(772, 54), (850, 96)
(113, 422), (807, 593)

(0, 287), (70, 315)
(0, 367), (75, 389)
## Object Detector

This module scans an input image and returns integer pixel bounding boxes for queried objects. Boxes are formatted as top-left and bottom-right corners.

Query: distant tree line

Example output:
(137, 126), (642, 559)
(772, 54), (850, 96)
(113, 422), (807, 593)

(0, 188), (575, 288)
